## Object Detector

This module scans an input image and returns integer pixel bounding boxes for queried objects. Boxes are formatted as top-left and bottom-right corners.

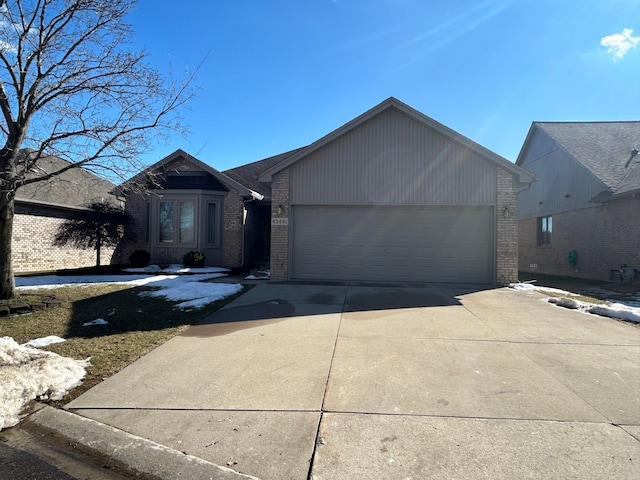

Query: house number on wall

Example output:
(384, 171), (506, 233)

(271, 218), (289, 226)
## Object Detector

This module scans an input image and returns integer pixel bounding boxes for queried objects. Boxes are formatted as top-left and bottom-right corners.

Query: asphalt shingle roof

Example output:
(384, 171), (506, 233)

(535, 121), (640, 196)
(15, 154), (117, 208)
(223, 147), (306, 199)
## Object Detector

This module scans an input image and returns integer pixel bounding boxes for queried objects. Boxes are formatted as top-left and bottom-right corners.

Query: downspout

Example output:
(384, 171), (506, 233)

(241, 198), (254, 268)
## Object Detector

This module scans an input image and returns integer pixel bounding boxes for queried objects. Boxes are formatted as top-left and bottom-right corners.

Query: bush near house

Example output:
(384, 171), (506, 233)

(183, 251), (205, 267)
(129, 249), (151, 268)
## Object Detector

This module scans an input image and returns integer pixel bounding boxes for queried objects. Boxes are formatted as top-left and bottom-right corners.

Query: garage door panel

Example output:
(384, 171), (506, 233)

(292, 206), (493, 283)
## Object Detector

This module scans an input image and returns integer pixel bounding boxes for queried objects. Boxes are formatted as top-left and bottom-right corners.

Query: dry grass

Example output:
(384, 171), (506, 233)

(518, 272), (639, 304)
(3, 282), (249, 405)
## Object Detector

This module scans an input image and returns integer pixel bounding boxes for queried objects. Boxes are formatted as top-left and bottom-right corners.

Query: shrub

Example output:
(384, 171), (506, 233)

(129, 249), (151, 267)
(183, 251), (205, 267)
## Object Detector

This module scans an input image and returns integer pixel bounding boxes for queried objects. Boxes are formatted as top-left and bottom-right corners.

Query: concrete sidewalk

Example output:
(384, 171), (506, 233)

(47, 283), (640, 479)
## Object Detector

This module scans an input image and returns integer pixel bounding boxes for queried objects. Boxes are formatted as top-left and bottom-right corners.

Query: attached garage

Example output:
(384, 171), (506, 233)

(259, 98), (535, 285)
(292, 205), (493, 283)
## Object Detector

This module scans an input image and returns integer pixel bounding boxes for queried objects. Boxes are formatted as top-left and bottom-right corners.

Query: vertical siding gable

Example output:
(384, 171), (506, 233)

(517, 128), (609, 219)
(290, 107), (497, 205)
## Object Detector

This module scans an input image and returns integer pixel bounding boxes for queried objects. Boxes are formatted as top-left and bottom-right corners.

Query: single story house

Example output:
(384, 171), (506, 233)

(517, 121), (640, 281)
(125, 98), (534, 285)
(13, 153), (120, 273)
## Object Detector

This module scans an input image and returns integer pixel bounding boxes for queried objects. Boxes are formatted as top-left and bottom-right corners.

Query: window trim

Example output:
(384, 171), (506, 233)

(154, 197), (198, 248)
(537, 215), (552, 246)
(205, 199), (222, 248)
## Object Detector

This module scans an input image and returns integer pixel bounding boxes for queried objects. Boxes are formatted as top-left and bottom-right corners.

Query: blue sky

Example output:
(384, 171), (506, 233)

(128, 0), (640, 170)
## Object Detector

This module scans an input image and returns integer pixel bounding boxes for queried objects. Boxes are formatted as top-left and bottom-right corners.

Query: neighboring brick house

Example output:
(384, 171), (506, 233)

(125, 98), (534, 284)
(13, 154), (119, 273)
(517, 121), (640, 281)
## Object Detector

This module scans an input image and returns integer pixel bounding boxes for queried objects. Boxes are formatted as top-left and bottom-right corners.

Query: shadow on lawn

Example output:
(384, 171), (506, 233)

(63, 285), (247, 339)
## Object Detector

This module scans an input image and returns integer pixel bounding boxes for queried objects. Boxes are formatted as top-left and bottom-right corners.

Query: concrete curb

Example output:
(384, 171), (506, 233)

(25, 406), (261, 480)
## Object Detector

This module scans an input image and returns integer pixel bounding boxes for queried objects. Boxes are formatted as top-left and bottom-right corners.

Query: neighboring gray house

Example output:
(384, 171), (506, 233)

(13, 154), (119, 273)
(124, 98), (534, 284)
(517, 121), (640, 281)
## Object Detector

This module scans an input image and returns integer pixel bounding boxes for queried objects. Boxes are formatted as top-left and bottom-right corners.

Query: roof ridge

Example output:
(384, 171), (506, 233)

(224, 146), (307, 173)
(535, 120), (640, 125)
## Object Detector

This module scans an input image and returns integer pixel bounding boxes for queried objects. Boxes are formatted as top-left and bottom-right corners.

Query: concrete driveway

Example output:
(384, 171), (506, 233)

(65, 282), (640, 479)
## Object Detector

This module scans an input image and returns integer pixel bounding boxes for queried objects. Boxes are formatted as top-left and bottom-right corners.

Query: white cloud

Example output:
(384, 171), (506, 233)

(601, 28), (640, 59)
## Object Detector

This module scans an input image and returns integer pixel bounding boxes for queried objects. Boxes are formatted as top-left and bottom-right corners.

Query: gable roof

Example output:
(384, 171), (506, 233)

(15, 153), (116, 210)
(518, 121), (640, 199)
(121, 149), (263, 200)
(223, 147), (306, 199)
(258, 97), (535, 185)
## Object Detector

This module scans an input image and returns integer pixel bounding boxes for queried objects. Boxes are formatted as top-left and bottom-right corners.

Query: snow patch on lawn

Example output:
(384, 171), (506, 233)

(0, 337), (89, 430)
(16, 269), (242, 311)
(124, 264), (229, 274)
(509, 283), (640, 324)
(21, 336), (66, 348)
(140, 277), (243, 309)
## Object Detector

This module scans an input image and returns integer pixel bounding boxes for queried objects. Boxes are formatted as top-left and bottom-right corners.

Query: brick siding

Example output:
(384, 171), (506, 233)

(496, 168), (519, 284)
(269, 169), (290, 280)
(13, 210), (118, 273)
(222, 189), (244, 267)
(519, 196), (640, 281)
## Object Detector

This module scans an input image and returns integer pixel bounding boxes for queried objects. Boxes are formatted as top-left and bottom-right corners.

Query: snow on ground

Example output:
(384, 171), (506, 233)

(2, 266), (245, 429)
(245, 268), (271, 280)
(21, 336), (66, 348)
(15, 266), (240, 310)
(15, 266), (229, 291)
(509, 282), (640, 324)
(139, 276), (243, 309)
(0, 337), (89, 429)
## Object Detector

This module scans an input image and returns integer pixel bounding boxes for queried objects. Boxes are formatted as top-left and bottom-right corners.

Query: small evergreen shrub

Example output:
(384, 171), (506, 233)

(129, 249), (151, 267)
(183, 251), (205, 267)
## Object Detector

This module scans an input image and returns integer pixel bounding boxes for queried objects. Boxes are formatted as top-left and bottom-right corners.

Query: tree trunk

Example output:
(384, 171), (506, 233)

(0, 193), (16, 299)
(95, 234), (101, 267)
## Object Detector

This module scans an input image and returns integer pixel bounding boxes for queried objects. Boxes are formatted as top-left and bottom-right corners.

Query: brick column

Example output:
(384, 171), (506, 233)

(223, 190), (244, 267)
(496, 168), (518, 284)
(270, 169), (290, 280)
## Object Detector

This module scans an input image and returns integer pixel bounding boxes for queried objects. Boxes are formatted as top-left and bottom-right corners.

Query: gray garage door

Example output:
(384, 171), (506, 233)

(291, 205), (493, 284)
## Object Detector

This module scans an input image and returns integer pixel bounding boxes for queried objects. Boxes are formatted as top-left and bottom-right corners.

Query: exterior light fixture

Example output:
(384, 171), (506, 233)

(277, 204), (284, 215)
(503, 206), (510, 217)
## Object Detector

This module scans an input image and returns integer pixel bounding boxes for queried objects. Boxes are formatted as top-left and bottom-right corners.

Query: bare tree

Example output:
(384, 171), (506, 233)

(53, 201), (133, 268)
(0, 0), (198, 299)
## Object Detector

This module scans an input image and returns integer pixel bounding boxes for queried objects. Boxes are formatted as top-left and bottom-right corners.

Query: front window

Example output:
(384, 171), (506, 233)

(537, 215), (552, 246)
(179, 201), (195, 243)
(207, 202), (217, 244)
(159, 201), (174, 243)
(158, 200), (196, 244)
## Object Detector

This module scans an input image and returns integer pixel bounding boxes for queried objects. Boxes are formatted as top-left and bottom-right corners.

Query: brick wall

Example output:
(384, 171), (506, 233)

(222, 189), (244, 267)
(518, 196), (640, 281)
(13, 210), (118, 273)
(270, 169), (290, 280)
(496, 168), (519, 284)
(122, 193), (148, 264)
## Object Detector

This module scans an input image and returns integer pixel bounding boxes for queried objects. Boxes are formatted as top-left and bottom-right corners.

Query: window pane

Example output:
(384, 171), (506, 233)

(207, 203), (216, 244)
(547, 216), (552, 233)
(179, 201), (195, 244)
(159, 202), (174, 243)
